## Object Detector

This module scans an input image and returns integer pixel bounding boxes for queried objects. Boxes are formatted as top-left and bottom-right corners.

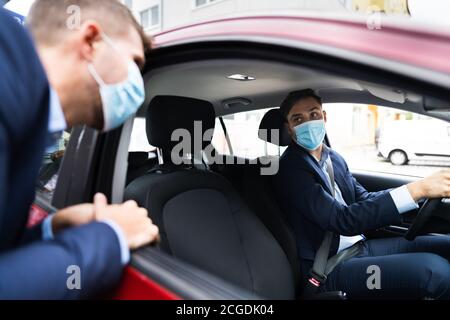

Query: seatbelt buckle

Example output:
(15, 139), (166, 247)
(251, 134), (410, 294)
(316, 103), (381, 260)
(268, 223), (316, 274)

(308, 270), (327, 287)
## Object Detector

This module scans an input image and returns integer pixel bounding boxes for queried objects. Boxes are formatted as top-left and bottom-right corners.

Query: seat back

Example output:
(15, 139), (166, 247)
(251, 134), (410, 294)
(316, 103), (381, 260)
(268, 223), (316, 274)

(242, 109), (303, 294)
(126, 152), (158, 185)
(125, 96), (295, 299)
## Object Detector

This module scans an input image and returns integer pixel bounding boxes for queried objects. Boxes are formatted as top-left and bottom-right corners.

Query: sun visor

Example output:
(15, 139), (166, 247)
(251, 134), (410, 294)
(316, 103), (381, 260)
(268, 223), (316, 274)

(364, 84), (406, 104)
(424, 96), (450, 111)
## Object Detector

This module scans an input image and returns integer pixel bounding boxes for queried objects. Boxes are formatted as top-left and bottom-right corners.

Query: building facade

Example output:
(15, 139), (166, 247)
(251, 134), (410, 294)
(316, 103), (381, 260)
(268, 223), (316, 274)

(123, 0), (409, 34)
(123, 0), (354, 34)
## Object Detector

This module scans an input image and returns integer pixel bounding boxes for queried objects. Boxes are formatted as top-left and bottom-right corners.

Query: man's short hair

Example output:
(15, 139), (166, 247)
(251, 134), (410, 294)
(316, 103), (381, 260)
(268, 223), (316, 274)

(279, 89), (322, 121)
(27, 0), (150, 52)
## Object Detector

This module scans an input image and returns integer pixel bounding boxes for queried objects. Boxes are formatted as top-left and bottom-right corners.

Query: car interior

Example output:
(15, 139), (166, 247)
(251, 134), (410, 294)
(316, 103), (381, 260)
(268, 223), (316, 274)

(122, 58), (450, 299)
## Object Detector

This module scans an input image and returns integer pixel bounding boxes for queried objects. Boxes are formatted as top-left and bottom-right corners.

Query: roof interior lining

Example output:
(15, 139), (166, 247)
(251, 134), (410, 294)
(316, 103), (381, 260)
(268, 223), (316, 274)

(141, 58), (448, 121)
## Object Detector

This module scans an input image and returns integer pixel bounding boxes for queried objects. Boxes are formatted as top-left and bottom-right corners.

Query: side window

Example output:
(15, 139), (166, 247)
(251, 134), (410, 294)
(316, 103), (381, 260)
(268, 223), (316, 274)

(36, 130), (71, 201)
(212, 108), (287, 159)
(324, 104), (450, 178)
(129, 117), (156, 153)
(35, 118), (158, 202)
(126, 118), (158, 185)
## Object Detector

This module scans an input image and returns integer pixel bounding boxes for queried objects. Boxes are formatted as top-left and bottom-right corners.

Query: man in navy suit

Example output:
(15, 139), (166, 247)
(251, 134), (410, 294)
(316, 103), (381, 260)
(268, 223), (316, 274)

(274, 89), (450, 299)
(0, 0), (159, 299)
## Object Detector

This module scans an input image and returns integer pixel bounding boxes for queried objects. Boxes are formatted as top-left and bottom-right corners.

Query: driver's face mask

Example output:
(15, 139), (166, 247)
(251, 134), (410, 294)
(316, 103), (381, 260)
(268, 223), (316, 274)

(88, 33), (145, 132)
(293, 119), (326, 151)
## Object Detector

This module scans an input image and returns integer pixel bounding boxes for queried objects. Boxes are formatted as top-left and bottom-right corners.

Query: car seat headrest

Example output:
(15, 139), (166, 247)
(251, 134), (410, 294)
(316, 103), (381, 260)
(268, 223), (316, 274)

(258, 109), (291, 147)
(146, 96), (216, 158)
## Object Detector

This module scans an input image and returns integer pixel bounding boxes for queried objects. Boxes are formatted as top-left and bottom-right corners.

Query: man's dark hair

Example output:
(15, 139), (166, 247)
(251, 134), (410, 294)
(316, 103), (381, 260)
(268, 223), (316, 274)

(279, 89), (322, 121)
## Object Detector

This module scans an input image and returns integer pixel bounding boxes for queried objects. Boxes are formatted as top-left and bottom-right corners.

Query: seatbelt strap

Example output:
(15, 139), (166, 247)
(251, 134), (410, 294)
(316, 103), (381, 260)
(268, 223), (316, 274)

(304, 156), (362, 298)
(325, 241), (363, 275)
(307, 157), (336, 286)
(325, 157), (335, 197)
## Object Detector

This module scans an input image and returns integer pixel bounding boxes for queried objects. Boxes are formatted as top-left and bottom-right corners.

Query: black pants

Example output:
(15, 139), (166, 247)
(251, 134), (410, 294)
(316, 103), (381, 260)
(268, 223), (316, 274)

(320, 236), (450, 299)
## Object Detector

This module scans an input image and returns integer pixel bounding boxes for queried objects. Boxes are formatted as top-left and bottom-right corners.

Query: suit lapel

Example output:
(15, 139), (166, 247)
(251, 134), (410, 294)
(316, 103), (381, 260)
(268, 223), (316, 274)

(330, 152), (354, 204)
(293, 145), (333, 195)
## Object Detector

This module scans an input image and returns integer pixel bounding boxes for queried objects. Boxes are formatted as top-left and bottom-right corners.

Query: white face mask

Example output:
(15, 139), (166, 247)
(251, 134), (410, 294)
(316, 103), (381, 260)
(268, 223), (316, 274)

(88, 33), (145, 132)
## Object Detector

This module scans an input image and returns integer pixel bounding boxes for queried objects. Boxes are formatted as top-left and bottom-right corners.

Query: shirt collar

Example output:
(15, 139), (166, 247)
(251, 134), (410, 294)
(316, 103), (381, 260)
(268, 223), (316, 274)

(48, 88), (67, 134)
(292, 142), (331, 168)
(314, 144), (331, 168)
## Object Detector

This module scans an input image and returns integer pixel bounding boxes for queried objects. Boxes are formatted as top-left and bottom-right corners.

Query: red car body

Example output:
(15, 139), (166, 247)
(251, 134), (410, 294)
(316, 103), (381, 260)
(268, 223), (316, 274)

(103, 14), (450, 299)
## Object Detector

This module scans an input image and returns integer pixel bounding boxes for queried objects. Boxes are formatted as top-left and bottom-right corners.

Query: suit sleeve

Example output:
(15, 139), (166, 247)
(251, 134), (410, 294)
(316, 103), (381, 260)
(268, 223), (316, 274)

(0, 222), (123, 299)
(339, 153), (391, 202)
(350, 172), (391, 202)
(0, 123), (9, 238)
(278, 159), (401, 236)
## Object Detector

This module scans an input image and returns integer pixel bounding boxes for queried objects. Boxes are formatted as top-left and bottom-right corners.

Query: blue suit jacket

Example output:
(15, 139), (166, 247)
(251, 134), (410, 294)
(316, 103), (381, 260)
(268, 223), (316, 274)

(273, 143), (402, 263)
(0, 9), (122, 299)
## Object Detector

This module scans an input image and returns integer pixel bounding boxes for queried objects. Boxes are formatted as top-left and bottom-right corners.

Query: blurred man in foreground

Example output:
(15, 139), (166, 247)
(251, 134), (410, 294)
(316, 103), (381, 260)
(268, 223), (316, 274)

(0, 0), (159, 299)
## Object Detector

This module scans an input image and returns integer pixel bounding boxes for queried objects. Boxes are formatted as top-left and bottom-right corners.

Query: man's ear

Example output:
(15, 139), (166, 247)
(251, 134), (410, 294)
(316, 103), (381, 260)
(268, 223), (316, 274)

(78, 21), (102, 62)
(285, 122), (295, 140)
(323, 110), (327, 123)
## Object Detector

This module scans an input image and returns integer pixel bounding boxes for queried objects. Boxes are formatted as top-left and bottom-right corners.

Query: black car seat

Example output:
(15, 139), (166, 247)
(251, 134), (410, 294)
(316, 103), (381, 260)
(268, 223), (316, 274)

(126, 151), (159, 186)
(241, 109), (304, 295)
(125, 96), (295, 299)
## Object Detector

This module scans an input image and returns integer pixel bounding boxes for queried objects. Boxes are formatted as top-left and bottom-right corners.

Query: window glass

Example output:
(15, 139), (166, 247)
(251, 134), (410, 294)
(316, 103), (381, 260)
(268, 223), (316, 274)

(140, 5), (159, 29)
(126, 118), (158, 185)
(140, 9), (150, 29)
(124, 0), (133, 8)
(129, 118), (156, 153)
(195, 0), (208, 7)
(195, 0), (221, 8)
(212, 109), (287, 159)
(323, 104), (450, 177)
(151, 6), (160, 26)
(36, 130), (71, 201)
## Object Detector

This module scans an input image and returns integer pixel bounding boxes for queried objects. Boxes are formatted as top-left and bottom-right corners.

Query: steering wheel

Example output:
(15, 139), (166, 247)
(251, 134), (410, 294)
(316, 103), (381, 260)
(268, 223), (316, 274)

(405, 198), (443, 241)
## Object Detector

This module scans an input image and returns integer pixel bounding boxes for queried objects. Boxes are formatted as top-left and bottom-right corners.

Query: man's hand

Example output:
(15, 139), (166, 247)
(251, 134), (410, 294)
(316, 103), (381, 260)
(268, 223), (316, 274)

(51, 195), (160, 250)
(93, 193), (159, 250)
(407, 169), (450, 202)
(52, 204), (95, 234)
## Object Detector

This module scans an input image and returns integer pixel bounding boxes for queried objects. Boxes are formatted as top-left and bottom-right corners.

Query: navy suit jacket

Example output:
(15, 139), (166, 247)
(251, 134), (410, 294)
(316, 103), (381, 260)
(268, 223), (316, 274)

(273, 143), (402, 264)
(0, 9), (122, 299)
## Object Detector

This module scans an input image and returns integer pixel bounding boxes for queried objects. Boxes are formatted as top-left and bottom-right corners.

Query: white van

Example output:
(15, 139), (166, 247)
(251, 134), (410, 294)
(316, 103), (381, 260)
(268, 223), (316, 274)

(378, 119), (450, 165)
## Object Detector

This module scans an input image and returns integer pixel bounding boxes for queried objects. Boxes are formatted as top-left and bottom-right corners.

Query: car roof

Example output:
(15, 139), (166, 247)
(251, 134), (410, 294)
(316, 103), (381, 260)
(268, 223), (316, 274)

(152, 13), (450, 75)
(144, 58), (448, 121)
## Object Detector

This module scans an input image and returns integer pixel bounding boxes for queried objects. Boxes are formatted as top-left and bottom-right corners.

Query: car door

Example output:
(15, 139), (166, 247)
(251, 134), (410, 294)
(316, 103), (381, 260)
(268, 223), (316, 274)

(142, 15), (450, 279)
(31, 124), (257, 300)
(32, 15), (450, 299)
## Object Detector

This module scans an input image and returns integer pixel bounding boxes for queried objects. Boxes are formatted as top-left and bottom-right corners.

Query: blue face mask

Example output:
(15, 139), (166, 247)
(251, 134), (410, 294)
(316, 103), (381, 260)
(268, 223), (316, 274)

(88, 33), (145, 132)
(293, 119), (326, 151)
